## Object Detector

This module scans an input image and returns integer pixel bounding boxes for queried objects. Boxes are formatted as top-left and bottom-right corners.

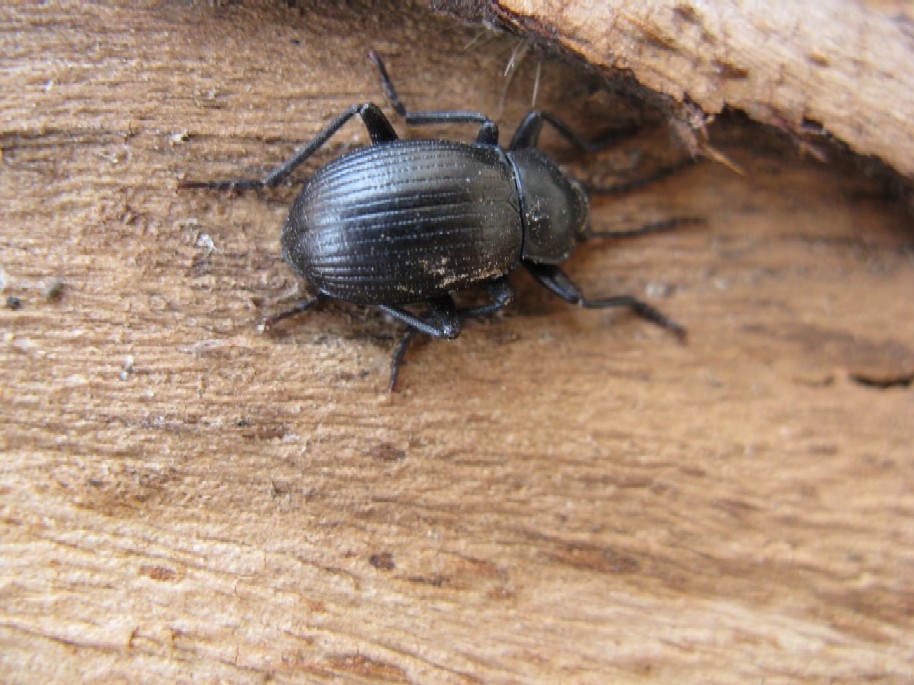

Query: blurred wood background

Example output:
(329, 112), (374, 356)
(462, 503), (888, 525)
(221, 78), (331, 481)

(1, 2), (912, 683)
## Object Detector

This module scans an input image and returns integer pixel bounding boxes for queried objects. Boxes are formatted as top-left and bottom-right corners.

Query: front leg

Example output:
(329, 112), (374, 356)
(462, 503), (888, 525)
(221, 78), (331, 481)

(524, 262), (686, 340)
(378, 295), (461, 340)
(509, 110), (640, 152)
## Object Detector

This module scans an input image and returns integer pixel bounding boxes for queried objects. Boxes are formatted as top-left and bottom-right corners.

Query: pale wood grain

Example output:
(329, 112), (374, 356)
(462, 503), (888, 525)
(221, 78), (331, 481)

(464, 0), (914, 180)
(1, 2), (913, 684)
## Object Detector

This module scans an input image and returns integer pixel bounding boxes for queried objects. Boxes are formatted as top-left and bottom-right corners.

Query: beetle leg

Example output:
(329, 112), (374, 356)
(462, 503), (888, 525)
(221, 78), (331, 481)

(178, 103), (398, 191)
(524, 263), (686, 340)
(368, 50), (500, 145)
(473, 121), (500, 146)
(381, 296), (462, 392)
(460, 276), (514, 318)
(377, 296), (461, 339)
(257, 293), (324, 332)
(509, 110), (640, 152)
(385, 280), (514, 391)
(388, 327), (419, 393)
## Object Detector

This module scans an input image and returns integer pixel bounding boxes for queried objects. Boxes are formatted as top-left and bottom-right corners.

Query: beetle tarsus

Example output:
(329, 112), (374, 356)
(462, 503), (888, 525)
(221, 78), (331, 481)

(388, 327), (419, 392)
(525, 262), (686, 339)
(584, 295), (687, 341)
(177, 178), (267, 191)
(258, 295), (323, 332)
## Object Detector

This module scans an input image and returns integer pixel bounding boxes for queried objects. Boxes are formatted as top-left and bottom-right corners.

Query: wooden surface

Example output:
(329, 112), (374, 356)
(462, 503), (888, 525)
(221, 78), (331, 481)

(2, 2), (913, 683)
(449, 0), (914, 180)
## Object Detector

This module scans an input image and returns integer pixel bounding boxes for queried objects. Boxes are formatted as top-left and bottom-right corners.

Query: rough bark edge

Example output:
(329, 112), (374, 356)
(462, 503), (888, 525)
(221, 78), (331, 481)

(431, 0), (914, 196)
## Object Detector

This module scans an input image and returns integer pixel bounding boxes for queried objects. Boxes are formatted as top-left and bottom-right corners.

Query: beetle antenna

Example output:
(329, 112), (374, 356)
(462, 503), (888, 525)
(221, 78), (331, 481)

(530, 59), (542, 108)
(498, 40), (531, 118)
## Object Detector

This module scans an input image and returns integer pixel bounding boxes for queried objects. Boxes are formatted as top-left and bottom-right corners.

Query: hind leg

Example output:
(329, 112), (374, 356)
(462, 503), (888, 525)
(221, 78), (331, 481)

(384, 278), (514, 391)
(178, 103), (398, 191)
(379, 296), (461, 392)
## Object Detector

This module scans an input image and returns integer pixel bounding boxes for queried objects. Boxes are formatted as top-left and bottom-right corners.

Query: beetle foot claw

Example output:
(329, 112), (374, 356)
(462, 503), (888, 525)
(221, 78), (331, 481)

(670, 324), (688, 343)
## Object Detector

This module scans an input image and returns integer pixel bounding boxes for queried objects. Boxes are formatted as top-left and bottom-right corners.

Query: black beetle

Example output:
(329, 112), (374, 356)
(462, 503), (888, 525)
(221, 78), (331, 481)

(180, 51), (693, 390)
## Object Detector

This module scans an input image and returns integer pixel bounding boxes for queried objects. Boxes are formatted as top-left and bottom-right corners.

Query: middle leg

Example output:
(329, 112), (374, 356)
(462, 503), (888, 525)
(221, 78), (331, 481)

(459, 276), (514, 318)
(369, 50), (500, 145)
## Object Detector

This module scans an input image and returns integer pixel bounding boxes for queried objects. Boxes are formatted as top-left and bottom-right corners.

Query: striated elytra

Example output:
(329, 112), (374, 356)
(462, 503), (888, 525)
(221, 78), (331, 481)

(179, 51), (693, 391)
